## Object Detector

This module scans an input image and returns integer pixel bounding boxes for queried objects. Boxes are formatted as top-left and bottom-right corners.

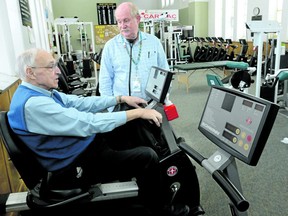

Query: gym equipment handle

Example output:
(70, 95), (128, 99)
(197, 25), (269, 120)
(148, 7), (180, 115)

(178, 142), (205, 164)
(178, 142), (249, 212)
(212, 170), (249, 212)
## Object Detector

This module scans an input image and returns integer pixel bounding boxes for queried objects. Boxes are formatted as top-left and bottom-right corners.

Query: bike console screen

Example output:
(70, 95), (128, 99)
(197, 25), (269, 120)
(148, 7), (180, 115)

(145, 66), (174, 104)
(198, 86), (279, 166)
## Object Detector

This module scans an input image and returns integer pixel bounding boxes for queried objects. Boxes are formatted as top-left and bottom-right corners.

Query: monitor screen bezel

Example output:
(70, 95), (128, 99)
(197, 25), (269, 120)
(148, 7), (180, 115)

(198, 86), (279, 166)
(145, 66), (174, 104)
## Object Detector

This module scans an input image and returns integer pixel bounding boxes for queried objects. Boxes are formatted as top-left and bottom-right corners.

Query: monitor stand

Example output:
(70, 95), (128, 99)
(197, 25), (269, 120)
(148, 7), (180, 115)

(145, 100), (157, 109)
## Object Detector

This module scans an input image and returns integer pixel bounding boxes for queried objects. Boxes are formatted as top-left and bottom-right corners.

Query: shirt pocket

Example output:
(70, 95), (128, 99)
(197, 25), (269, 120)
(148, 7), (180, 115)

(146, 50), (158, 66)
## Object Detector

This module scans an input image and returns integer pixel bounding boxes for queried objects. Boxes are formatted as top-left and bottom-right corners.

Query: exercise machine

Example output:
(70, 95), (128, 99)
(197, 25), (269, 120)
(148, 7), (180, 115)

(235, 39), (249, 62)
(178, 26), (195, 63)
(54, 18), (97, 82)
(0, 66), (204, 216)
(180, 85), (279, 216)
(261, 68), (288, 106)
(173, 30), (191, 64)
(205, 37), (217, 62)
(213, 37), (226, 61)
(140, 9), (179, 68)
(223, 39), (237, 61)
(206, 66), (256, 94)
(264, 38), (277, 77)
(77, 23), (92, 78)
(245, 20), (282, 99)
(0, 68), (279, 215)
(173, 60), (250, 93)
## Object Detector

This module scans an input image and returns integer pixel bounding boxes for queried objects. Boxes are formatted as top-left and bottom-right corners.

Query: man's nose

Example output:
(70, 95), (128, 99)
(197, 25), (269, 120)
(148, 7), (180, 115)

(55, 66), (61, 74)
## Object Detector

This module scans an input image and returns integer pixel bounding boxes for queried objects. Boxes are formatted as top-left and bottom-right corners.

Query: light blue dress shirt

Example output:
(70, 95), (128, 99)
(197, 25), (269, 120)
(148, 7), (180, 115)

(99, 31), (170, 102)
(21, 82), (127, 137)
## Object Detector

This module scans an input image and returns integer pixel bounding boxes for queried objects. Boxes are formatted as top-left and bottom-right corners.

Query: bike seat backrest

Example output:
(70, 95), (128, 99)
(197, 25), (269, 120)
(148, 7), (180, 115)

(0, 112), (95, 205)
(0, 111), (45, 189)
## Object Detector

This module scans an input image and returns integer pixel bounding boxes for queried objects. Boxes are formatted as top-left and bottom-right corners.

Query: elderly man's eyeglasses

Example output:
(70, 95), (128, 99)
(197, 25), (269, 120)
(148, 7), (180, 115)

(29, 62), (59, 71)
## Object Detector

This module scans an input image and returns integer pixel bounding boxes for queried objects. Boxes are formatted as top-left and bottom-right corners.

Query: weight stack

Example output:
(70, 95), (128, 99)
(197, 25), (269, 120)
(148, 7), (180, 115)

(260, 85), (275, 102)
(66, 60), (75, 75)
(82, 59), (92, 78)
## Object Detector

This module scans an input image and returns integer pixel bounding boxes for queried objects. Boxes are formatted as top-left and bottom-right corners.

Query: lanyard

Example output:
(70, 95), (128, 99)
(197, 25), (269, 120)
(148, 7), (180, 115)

(123, 33), (142, 71)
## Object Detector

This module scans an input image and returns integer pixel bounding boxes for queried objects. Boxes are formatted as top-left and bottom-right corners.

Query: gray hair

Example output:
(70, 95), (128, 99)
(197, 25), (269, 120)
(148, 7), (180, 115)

(115, 2), (139, 18)
(15, 48), (39, 80)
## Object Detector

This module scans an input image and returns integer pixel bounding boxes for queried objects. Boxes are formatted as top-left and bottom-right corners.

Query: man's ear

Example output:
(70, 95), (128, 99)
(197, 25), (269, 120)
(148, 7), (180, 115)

(136, 14), (141, 23)
(26, 67), (35, 79)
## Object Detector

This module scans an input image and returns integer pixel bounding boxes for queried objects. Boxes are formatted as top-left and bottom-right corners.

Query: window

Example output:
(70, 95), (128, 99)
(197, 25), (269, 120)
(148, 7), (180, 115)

(162, 0), (175, 7)
(236, 0), (247, 39)
(214, 0), (223, 37)
(269, 0), (283, 22)
(166, 0), (169, 7)
(214, 0), (247, 41)
(224, 0), (234, 39)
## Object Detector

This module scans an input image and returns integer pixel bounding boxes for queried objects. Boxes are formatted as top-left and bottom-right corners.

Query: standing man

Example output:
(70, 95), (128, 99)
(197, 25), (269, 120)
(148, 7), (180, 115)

(99, 2), (170, 104)
(98, 1), (171, 173)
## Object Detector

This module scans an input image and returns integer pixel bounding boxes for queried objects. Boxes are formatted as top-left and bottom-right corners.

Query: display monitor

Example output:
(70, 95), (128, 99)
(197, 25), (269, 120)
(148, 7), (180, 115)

(198, 86), (279, 166)
(145, 66), (174, 104)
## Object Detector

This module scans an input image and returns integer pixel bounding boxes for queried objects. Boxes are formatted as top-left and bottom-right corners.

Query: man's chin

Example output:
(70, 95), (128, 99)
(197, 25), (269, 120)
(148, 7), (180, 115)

(53, 83), (59, 89)
(121, 32), (135, 40)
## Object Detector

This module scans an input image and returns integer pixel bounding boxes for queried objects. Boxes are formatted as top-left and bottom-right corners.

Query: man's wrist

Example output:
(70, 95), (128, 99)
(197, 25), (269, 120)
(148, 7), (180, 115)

(117, 95), (122, 104)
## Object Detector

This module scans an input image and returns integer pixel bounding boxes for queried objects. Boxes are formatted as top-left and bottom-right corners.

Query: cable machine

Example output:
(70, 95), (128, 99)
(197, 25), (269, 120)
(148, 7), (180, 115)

(140, 10), (179, 69)
(245, 20), (282, 101)
(54, 18), (97, 82)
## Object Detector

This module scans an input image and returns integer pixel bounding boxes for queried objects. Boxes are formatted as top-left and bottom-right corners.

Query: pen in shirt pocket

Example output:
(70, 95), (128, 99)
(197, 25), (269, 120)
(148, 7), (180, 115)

(148, 51), (150, 58)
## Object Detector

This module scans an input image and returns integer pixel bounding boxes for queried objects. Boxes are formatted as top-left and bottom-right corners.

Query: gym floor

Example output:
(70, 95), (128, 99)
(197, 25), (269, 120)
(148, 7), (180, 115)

(169, 68), (288, 216)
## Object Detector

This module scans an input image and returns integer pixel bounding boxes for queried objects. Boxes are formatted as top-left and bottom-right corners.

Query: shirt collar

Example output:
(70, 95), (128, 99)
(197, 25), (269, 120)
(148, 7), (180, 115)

(21, 81), (52, 97)
(117, 31), (146, 45)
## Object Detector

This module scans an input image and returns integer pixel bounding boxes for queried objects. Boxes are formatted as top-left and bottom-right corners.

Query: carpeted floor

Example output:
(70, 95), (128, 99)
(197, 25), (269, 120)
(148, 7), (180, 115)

(169, 68), (288, 216)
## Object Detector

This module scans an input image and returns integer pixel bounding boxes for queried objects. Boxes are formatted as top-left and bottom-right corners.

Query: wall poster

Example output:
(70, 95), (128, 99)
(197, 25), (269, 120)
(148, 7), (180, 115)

(97, 3), (117, 25)
(94, 25), (118, 45)
(19, 0), (32, 27)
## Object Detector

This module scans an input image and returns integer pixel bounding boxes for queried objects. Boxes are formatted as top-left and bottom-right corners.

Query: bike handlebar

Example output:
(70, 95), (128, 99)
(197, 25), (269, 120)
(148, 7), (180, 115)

(179, 142), (205, 164)
(178, 142), (249, 212)
(212, 170), (249, 212)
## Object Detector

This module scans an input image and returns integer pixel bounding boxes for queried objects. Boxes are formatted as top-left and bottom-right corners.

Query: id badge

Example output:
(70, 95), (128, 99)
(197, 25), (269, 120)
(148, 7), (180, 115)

(132, 77), (141, 92)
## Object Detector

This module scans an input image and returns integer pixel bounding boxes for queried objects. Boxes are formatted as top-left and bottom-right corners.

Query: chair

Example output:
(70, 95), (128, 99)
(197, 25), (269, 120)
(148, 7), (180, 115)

(58, 58), (81, 81)
(57, 73), (92, 96)
(0, 112), (45, 190)
(0, 111), (139, 213)
(0, 112), (92, 204)
(57, 60), (88, 88)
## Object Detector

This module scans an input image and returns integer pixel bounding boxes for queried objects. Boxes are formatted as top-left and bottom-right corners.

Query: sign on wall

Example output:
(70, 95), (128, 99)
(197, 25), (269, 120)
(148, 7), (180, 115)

(97, 3), (117, 25)
(139, 10), (179, 22)
(19, 0), (32, 27)
(94, 25), (118, 45)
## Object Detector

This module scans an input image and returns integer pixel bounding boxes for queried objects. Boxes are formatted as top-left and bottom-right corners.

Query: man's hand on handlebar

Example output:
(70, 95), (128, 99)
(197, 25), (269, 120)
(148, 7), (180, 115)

(121, 96), (148, 108)
(126, 108), (163, 127)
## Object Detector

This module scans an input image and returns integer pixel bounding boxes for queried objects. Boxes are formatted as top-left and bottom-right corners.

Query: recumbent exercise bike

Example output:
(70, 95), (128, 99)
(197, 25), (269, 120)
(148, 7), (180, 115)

(0, 66), (279, 216)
